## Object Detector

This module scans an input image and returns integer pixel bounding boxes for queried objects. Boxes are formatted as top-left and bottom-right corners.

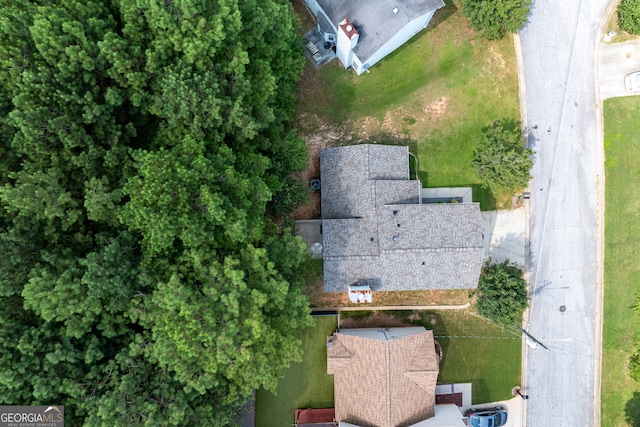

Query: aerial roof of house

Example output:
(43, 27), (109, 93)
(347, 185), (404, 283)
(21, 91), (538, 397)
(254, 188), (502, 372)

(316, 0), (445, 63)
(327, 327), (439, 427)
(320, 145), (484, 292)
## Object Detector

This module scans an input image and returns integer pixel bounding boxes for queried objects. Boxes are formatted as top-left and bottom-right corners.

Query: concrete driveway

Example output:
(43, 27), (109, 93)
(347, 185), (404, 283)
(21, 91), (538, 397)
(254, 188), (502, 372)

(482, 208), (526, 267)
(461, 397), (523, 427)
(599, 39), (640, 99)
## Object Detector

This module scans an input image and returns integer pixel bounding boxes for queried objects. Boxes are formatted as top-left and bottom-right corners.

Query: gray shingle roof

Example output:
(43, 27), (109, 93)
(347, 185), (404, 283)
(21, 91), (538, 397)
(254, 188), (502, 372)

(321, 145), (483, 292)
(328, 328), (439, 427)
(317, 0), (445, 64)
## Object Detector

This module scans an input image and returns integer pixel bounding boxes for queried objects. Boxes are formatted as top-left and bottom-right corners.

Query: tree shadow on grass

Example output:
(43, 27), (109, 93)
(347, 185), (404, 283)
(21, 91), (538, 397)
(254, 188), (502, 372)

(471, 183), (496, 211)
(625, 391), (640, 427)
(424, 1), (459, 33)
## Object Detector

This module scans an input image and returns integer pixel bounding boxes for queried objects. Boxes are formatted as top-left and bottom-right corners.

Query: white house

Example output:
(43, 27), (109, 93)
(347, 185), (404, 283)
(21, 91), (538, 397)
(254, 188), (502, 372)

(303, 0), (445, 75)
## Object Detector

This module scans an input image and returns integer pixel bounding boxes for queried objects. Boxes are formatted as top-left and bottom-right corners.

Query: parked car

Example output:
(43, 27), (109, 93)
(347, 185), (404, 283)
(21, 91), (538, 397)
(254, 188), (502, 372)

(464, 406), (508, 427)
(625, 71), (640, 93)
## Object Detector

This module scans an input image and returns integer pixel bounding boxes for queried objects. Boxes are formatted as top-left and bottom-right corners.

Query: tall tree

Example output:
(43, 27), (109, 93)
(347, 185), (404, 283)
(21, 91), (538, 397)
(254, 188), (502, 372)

(474, 260), (529, 326)
(472, 119), (534, 194)
(0, 0), (311, 424)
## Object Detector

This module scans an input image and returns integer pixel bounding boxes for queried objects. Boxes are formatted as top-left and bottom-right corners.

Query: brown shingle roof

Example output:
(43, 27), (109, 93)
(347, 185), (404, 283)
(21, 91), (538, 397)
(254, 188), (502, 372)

(328, 328), (439, 427)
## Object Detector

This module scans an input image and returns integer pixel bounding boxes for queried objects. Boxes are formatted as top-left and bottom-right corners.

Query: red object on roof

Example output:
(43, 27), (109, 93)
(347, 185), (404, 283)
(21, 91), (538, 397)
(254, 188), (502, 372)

(339, 18), (358, 40)
(295, 408), (335, 424)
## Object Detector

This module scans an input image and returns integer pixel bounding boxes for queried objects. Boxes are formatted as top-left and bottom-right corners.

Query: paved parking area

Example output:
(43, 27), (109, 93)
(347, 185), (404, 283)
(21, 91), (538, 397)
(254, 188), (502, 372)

(460, 397), (523, 427)
(599, 39), (640, 99)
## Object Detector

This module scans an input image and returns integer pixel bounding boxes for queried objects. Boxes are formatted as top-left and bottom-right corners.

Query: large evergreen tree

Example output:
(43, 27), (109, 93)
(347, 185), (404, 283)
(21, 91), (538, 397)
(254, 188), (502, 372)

(0, 0), (311, 425)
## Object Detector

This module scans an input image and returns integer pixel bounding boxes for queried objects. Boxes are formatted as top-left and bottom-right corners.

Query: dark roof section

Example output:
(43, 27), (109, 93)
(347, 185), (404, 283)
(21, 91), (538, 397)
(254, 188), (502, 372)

(320, 145), (484, 292)
(317, 0), (445, 64)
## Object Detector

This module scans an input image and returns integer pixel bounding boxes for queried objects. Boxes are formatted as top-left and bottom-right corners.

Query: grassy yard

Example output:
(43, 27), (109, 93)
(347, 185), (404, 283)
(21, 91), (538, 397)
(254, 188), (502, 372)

(294, 0), (521, 210)
(602, 96), (640, 426)
(255, 316), (337, 427)
(341, 310), (522, 404)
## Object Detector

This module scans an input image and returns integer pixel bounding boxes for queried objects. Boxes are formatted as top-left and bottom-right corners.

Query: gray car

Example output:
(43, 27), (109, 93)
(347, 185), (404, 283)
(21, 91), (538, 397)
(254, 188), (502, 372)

(464, 406), (508, 427)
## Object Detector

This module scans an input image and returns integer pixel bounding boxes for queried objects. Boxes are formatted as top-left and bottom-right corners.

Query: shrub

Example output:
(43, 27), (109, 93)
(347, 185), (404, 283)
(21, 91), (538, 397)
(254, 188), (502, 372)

(461, 0), (532, 40)
(475, 260), (528, 326)
(472, 119), (534, 194)
(619, 0), (640, 35)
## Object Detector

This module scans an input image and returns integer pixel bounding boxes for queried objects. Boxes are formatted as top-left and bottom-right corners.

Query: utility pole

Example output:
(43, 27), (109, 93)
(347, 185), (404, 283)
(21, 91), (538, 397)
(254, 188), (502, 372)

(515, 325), (549, 350)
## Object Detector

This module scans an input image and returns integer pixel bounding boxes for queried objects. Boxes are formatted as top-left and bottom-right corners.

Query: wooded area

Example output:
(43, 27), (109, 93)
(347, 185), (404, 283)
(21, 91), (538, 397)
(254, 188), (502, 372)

(0, 1), (312, 425)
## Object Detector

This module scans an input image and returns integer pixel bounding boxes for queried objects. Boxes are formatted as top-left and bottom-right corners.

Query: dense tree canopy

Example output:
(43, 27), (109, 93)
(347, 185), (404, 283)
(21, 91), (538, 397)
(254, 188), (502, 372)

(472, 119), (534, 194)
(475, 260), (528, 326)
(619, 0), (640, 35)
(0, 0), (311, 425)
(460, 0), (532, 40)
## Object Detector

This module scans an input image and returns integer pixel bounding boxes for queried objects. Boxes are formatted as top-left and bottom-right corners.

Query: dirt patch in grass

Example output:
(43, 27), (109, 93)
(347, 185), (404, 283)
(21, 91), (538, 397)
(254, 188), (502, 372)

(340, 311), (412, 328)
(306, 281), (471, 309)
(293, 0), (315, 32)
(291, 117), (346, 220)
(423, 96), (449, 122)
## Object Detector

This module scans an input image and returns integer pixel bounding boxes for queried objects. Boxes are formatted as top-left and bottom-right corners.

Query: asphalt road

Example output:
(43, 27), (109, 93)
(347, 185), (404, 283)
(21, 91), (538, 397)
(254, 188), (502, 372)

(518, 0), (609, 426)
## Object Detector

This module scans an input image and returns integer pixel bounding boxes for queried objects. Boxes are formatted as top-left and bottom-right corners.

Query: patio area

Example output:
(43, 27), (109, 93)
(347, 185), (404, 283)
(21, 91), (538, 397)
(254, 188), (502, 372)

(303, 29), (336, 68)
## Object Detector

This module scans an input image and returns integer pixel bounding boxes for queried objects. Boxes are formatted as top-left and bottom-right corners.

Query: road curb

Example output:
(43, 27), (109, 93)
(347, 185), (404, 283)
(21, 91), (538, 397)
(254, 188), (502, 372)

(593, 2), (619, 426)
(513, 29), (529, 427)
(513, 33), (528, 132)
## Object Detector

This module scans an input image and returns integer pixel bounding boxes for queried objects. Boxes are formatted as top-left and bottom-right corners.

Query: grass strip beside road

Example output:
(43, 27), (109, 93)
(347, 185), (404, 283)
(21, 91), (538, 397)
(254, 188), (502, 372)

(602, 96), (640, 426)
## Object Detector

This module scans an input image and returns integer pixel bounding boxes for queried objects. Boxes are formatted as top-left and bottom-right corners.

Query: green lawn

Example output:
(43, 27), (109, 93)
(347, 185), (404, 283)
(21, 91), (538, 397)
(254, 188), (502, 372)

(429, 311), (520, 403)
(602, 96), (640, 427)
(341, 310), (522, 403)
(255, 316), (337, 427)
(296, 0), (521, 209)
